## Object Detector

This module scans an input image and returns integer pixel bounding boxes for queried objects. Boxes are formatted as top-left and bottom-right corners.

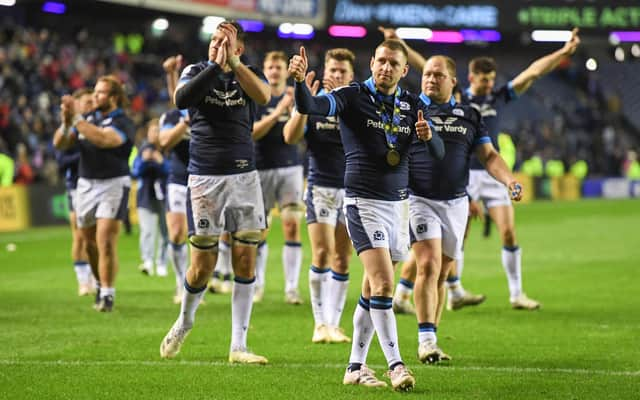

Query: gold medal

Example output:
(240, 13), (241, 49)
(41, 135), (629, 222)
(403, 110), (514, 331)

(386, 149), (400, 166)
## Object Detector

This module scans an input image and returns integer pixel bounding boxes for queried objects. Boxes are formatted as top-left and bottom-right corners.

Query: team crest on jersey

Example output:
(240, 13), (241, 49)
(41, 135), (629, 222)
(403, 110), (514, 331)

(372, 230), (385, 241)
(399, 101), (410, 111)
(213, 89), (238, 99)
(198, 218), (210, 229)
(416, 223), (428, 234)
(431, 116), (458, 124)
(319, 208), (329, 217)
(452, 108), (465, 117)
(101, 118), (113, 126)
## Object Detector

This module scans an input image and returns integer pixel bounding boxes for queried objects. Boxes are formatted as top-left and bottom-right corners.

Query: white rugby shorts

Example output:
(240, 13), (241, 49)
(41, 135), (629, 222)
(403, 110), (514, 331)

(258, 165), (304, 213)
(187, 171), (266, 237)
(467, 169), (511, 209)
(75, 176), (131, 228)
(304, 184), (345, 226)
(343, 196), (409, 263)
(409, 194), (469, 259)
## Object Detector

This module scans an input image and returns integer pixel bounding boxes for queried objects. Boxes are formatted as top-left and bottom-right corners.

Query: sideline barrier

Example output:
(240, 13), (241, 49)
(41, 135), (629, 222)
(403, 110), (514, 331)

(0, 185), (31, 232)
(583, 178), (640, 199)
(550, 175), (581, 201)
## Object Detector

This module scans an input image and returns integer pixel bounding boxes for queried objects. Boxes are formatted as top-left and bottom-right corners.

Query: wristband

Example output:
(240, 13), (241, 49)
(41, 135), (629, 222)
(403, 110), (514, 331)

(72, 114), (84, 127)
(228, 56), (241, 70)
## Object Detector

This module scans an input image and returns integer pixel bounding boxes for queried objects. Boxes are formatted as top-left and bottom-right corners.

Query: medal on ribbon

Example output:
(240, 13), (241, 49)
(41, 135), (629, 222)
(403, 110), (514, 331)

(365, 78), (403, 167)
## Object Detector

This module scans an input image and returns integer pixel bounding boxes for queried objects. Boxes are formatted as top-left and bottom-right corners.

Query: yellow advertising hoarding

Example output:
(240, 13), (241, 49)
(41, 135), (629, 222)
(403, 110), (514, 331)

(0, 185), (31, 232)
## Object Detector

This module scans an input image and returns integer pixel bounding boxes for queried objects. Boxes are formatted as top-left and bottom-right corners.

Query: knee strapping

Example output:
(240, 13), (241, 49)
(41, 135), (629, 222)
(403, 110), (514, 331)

(232, 230), (262, 246)
(189, 235), (219, 250)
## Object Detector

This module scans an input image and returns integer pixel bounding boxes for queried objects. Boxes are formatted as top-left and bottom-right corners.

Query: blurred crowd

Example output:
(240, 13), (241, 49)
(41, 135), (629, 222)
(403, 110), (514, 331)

(1, 21), (639, 186)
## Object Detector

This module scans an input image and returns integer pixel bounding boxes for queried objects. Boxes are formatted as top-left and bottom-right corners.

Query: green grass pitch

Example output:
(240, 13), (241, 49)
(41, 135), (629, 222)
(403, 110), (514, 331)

(1, 199), (639, 399)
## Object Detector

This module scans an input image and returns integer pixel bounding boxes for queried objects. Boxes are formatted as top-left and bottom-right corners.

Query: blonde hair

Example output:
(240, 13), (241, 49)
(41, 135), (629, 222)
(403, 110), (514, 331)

(264, 51), (288, 65)
(325, 48), (356, 70)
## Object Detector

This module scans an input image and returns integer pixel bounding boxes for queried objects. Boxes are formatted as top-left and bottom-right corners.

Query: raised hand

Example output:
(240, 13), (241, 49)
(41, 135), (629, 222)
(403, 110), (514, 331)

(215, 37), (228, 67)
(415, 109), (432, 141)
(305, 71), (321, 95)
(322, 75), (339, 92)
(508, 181), (523, 202)
(378, 25), (400, 40)
(288, 46), (308, 83)
(218, 22), (238, 54)
(163, 56), (178, 73)
(277, 87), (295, 114)
(60, 95), (75, 124)
(562, 28), (580, 56)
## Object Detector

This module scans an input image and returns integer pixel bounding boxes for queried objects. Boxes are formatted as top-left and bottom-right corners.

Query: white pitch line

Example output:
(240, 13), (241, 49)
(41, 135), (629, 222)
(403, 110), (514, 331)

(0, 360), (638, 377)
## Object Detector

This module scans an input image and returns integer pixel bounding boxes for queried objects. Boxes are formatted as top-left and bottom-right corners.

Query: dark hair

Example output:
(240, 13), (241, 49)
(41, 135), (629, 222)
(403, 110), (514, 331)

(72, 87), (93, 99)
(469, 57), (497, 74)
(377, 39), (408, 62)
(224, 20), (246, 44)
(97, 75), (129, 108)
(427, 55), (457, 77)
(325, 48), (356, 70)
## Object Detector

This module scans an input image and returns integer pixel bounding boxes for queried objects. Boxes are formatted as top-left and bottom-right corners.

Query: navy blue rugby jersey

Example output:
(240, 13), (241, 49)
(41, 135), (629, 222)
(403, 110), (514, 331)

(131, 141), (169, 209)
(410, 94), (490, 200)
(77, 108), (135, 179)
(254, 92), (300, 170)
(463, 82), (517, 170)
(56, 146), (80, 190)
(159, 108), (189, 185)
(296, 77), (419, 201)
(305, 90), (344, 188)
(179, 61), (266, 175)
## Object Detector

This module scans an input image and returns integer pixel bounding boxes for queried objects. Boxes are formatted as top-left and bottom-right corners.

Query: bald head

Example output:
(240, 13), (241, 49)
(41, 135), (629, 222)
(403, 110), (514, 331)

(421, 55), (457, 103)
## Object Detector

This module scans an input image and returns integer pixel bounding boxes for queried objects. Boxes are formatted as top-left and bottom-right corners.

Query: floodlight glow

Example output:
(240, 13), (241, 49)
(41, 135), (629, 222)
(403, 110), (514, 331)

(608, 33), (621, 46)
(328, 25), (367, 38)
(395, 27), (432, 40)
(202, 16), (225, 34)
(427, 31), (463, 44)
(278, 23), (314, 40)
(614, 47), (625, 62)
(152, 18), (169, 31)
(610, 31), (640, 42)
(585, 58), (597, 71)
(238, 19), (264, 32)
(0, 0), (16, 6)
(631, 44), (640, 58)
(531, 30), (572, 42)
(460, 30), (501, 42)
(42, 1), (65, 14)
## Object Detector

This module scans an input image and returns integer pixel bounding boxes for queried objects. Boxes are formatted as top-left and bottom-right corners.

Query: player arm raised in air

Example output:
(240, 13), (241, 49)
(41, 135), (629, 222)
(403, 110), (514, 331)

(283, 71), (321, 144)
(174, 37), (229, 109)
(52, 123), (75, 150)
(252, 87), (293, 140)
(55, 94), (125, 149)
(475, 142), (522, 201)
(510, 28), (580, 95)
(378, 26), (428, 72)
(163, 55), (183, 107)
(52, 95), (78, 150)
(219, 23), (270, 105)
(76, 119), (126, 148)
(289, 47), (336, 116)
